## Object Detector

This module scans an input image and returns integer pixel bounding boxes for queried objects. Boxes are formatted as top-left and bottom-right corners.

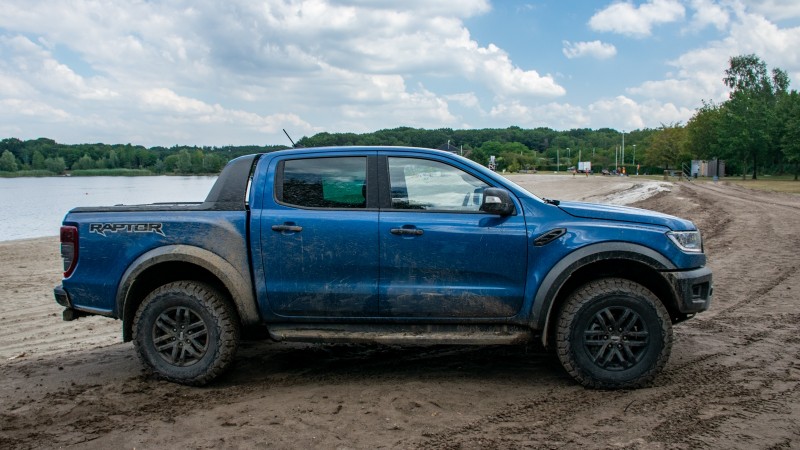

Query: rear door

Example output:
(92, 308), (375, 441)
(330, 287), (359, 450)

(378, 154), (528, 318)
(260, 153), (379, 317)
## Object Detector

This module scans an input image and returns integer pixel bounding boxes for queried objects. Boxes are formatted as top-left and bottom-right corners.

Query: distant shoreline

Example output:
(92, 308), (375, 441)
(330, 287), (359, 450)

(0, 235), (58, 244)
(0, 169), (220, 178)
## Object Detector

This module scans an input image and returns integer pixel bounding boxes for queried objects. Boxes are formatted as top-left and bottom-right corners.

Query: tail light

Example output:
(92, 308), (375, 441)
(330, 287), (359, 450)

(60, 226), (79, 278)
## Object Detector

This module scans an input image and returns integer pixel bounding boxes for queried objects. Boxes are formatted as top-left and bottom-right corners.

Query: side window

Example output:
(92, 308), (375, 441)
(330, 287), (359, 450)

(388, 157), (489, 212)
(279, 157), (367, 209)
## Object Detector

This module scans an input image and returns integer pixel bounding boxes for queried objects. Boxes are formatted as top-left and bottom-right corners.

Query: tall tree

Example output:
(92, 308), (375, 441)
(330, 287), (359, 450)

(44, 157), (66, 174)
(176, 149), (192, 173)
(72, 153), (96, 170)
(644, 124), (688, 172)
(686, 101), (722, 160)
(0, 150), (19, 171)
(720, 54), (789, 179)
(778, 91), (800, 180)
(32, 151), (46, 170)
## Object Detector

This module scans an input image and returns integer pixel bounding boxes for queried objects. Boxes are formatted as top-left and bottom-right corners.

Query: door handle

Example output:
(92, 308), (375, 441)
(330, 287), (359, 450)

(272, 224), (303, 232)
(390, 228), (423, 236)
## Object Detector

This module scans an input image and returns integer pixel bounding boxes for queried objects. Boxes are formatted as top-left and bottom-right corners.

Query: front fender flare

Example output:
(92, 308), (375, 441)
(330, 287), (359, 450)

(530, 242), (675, 345)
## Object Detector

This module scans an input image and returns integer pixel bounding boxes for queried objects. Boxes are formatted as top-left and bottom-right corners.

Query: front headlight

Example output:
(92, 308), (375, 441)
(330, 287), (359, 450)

(667, 231), (703, 253)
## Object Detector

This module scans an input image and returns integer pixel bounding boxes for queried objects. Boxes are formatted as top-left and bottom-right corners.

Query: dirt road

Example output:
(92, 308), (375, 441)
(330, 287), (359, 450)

(1, 177), (799, 449)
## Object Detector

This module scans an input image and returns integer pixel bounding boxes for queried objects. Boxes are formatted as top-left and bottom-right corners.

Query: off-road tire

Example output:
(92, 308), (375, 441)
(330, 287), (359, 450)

(556, 278), (672, 389)
(133, 281), (239, 385)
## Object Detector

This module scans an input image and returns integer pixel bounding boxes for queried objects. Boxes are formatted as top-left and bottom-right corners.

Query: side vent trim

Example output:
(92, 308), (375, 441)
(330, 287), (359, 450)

(533, 228), (566, 247)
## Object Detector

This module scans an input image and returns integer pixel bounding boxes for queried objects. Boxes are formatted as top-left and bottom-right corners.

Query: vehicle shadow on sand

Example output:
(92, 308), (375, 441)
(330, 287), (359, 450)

(221, 339), (571, 387)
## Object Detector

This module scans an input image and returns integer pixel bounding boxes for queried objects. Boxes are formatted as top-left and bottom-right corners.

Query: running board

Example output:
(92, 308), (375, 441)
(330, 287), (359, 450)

(267, 324), (533, 346)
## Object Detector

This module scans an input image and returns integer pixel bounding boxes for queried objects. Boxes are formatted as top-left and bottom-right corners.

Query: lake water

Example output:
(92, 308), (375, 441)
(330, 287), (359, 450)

(0, 176), (218, 241)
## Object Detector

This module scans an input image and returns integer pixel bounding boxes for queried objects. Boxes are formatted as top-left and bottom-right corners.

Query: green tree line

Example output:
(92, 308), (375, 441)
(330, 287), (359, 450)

(0, 139), (289, 176)
(686, 54), (800, 180)
(299, 126), (658, 173)
(2, 54), (796, 178)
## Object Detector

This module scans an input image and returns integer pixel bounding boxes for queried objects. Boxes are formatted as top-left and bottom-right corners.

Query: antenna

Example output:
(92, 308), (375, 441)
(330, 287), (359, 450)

(283, 129), (297, 148)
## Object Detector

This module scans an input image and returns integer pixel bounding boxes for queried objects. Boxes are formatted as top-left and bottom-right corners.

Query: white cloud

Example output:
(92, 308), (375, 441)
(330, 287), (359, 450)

(589, 0), (686, 37)
(562, 40), (618, 59)
(245, 9), (565, 98)
(0, 98), (71, 121)
(139, 88), (214, 114)
(627, 76), (724, 104)
(490, 100), (591, 129)
(725, 8), (800, 67)
(476, 44), (565, 97)
(137, 88), (319, 137)
(745, 0), (800, 21)
(334, 0), (492, 18)
(588, 96), (692, 128)
(1, 0), (798, 146)
(0, 0), (566, 145)
(697, 11), (796, 74)
(687, 0), (730, 31)
(0, 72), (34, 97)
(445, 92), (484, 111)
(623, 1), (800, 129)
(488, 96), (691, 132)
(0, 35), (118, 101)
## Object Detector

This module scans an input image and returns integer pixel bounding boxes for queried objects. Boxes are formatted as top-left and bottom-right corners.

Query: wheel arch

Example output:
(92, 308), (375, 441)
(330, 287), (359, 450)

(117, 245), (260, 342)
(532, 242), (679, 348)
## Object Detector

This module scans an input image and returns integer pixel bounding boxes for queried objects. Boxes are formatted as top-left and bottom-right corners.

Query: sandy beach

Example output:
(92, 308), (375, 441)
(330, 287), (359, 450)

(2, 174), (799, 449)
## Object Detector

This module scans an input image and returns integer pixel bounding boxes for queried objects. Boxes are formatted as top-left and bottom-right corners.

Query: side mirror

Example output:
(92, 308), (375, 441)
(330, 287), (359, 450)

(480, 188), (515, 216)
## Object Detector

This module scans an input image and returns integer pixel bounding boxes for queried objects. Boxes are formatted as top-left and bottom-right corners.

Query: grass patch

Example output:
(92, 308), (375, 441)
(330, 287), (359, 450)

(69, 168), (154, 176)
(716, 177), (800, 194)
(0, 170), (58, 178)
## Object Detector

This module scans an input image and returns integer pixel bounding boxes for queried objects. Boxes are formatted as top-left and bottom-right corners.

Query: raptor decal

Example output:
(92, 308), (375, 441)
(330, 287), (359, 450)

(89, 223), (165, 237)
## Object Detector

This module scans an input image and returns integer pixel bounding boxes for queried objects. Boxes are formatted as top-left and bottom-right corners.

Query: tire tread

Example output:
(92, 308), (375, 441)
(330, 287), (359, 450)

(555, 278), (672, 389)
(132, 280), (240, 386)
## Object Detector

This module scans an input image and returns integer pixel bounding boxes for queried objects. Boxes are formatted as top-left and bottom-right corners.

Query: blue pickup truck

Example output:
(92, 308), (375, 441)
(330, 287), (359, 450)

(54, 146), (712, 389)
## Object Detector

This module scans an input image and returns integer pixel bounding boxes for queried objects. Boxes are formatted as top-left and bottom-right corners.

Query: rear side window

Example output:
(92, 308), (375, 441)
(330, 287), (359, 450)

(279, 157), (367, 209)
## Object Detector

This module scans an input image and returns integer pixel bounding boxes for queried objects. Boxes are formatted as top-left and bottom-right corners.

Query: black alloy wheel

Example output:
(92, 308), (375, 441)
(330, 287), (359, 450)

(133, 281), (239, 385)
(556, 278), (672, 389)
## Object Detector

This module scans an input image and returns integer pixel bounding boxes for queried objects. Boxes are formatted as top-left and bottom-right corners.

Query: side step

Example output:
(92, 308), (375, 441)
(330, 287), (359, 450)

(267, 324), (533, 346)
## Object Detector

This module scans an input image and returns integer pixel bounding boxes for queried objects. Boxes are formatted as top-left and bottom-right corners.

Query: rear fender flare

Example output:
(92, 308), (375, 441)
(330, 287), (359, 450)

(116, 245), (259, 339)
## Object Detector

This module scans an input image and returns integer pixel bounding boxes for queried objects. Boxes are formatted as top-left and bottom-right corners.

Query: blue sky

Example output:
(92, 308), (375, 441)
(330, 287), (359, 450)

(1, 1), (799, 147)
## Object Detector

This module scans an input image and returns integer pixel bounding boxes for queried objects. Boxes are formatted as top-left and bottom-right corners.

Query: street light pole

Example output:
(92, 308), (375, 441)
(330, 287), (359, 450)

(633, 144), (636, 175)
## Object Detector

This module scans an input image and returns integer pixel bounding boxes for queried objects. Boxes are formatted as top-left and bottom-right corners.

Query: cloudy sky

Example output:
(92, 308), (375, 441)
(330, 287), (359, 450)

(1, 1), (799, 147)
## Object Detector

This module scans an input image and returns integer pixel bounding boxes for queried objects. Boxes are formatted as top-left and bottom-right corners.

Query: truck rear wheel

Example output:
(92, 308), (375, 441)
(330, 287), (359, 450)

(133, 281), (239, 385)
(555, 278), (672, 389)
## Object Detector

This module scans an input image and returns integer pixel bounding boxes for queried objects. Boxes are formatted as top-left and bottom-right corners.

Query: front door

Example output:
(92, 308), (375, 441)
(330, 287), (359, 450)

(378, 156), (528, 318)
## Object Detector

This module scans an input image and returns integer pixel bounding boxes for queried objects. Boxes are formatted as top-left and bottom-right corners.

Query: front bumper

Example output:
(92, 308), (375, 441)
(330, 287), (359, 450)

(664, 266), (713, 314)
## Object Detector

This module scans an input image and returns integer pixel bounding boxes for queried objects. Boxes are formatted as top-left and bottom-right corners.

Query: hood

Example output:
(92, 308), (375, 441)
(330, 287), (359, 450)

(556, 201), (696, 231)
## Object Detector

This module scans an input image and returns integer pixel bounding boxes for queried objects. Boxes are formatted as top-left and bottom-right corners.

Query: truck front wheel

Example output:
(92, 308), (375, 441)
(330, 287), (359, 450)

(556, 278), (672, 389)
(132, 281), (239, 385)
